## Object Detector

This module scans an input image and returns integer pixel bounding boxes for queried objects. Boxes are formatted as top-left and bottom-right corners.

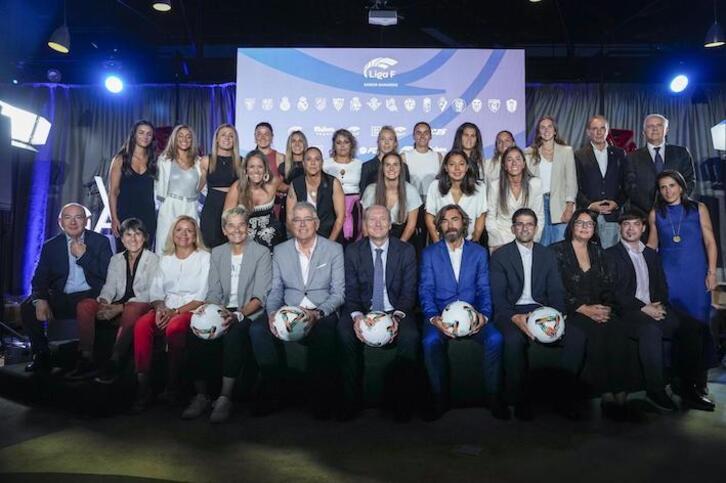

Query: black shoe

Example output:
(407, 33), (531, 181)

(601, 401), (625, 422)
(94, 360), (120, 385)
(681, 386), (716, 412)
(25, 353), (51, 373)
(488, 396), (511, 421)
(65, 358), (99, 381)
(421, 400), (447, 422)
(513, 402), (534, 421)
(646, 390), (678, 413)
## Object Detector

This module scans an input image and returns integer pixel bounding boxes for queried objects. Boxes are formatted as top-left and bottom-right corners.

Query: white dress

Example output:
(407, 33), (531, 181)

(425, 180), (488, 240)
(485, 177), (545, 247)
(155, 155), (201, 254)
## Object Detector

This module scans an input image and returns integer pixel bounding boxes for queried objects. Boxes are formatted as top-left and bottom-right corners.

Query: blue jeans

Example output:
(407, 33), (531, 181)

(422, 320), (503, 402)
(541, 193), (566, 246)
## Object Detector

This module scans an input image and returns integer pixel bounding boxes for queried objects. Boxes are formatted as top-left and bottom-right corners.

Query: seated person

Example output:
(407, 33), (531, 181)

(338, 205), (418, 421)
(419, 204), (505, 420)
(606, 209), (714, 412)
(132, 216), (210, 412)
(491, 208), (585, 420)
(21, 203), (112, 372)
(71, 218), (159, 382)
(251, 201), (345, 419)
(182, 207), (272, 423)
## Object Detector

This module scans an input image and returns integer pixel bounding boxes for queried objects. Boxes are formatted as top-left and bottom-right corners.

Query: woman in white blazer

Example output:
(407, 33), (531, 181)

(71, 218), (159, 382)
(525, 115), (577, 246)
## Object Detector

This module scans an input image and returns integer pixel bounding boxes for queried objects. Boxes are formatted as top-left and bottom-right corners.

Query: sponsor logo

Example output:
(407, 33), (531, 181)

(488, 98), (501, 113)
(370, 126), (382, 137)
(313, 126), (335, 135)
(385, 98), (398, 112)
(367, 97), (382, 111)
(438, 97), (448, 112)
(471, 98), (482, 113)
(348, 126), (361, 137)
(431, 128), (448, 136)
(261, 98), (273, 111)
(422, 97), (432, 113)
(244, 98), (255, 111)
(403, 98), (416, 111)
(363, 57), (398, 80)
(279, 97), (291, 112)
(452, 98), (466, 113)
(287, 125), (303, 134)
(350, 97), (362, 112)
(297, 96), (309, 111)
(315, 97), (326, 111)
(506, 98), (517, 113)
(394, 126), (407, 136)
(333, 97), (345, 111)
(360, 146), (378, 155)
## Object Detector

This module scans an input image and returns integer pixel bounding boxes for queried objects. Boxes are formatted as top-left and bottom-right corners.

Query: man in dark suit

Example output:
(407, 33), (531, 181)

(626, 114), (696, 213)
(419, 204), (505, 420)
(21, 203), (112, 372)
(575, 115), (628, 248)
(338, 205), (418, 421)
(606, 209), (715, 412)
(490, 208), (585, 420)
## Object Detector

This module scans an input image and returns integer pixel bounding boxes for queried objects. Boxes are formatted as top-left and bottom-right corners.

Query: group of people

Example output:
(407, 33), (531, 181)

(20, 112), (719, 424)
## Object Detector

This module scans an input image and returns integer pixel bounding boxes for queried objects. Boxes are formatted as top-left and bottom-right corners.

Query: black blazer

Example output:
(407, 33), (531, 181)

(490, 241), (566, 322)
(31, 229), (113, 301)
(574, 144), (628, 222)
(605, 242), (669, 313)
(344, 236), (417, 316)
(359, 156), (411, 194)
(551, 240), (614, 313)
(626, 144), (695, 213)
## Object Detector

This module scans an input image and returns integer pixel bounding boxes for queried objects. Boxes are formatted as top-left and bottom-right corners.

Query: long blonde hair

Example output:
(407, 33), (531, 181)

(236, 150), (273, 211)
(162, 215), (208, 255)
(284, 130), (308, 179)
(161, 124), (198, 167)
(209, 123), (241, 174)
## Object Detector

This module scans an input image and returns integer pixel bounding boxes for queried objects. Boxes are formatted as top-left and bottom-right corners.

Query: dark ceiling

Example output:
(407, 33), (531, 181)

(2, 0), (725, 85)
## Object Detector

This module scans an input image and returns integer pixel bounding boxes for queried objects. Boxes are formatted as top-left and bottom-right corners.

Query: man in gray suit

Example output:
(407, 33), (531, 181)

(250, 201), (345, 419)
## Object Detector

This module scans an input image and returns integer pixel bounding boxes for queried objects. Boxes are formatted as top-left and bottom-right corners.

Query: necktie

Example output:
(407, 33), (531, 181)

(372, 248), (384, 311)
(654, 146), (664, 173)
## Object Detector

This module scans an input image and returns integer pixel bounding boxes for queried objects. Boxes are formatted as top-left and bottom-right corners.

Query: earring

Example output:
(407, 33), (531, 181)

(263, 173), (270, 182)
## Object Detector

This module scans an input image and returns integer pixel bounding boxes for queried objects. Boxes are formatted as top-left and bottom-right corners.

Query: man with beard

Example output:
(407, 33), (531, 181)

(419, 204), (505, 420)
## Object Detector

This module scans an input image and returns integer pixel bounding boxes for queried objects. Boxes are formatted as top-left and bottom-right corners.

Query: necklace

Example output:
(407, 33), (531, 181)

(665, 205), (684, 243)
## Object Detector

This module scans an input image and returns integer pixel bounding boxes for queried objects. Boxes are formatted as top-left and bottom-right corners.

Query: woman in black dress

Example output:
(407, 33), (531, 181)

(108, 120), (158, 251)
(199, 124), (241, 248)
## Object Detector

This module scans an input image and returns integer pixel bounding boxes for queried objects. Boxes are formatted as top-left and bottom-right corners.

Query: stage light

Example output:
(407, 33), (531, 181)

(705, 1), (725, 48)
(669, 74), (689, 93)
(104, 75), (124, 93)
(48, 1), (70, 53)
(47, 68), (62, 83)
(712, 120), (726, 151)
(152, 1), (172, 12)
(12, 79), (18, 85)
(0, 100), (52, 151)
(369, 1), (397, 26)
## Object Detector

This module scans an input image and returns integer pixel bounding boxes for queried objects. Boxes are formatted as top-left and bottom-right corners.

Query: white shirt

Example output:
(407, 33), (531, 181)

(591, 143), (608, 178)
(150, 250), (210, 310)
(515, 241), (536, 306)
(485, 177), (545, 247)
(647, 142), (666, 165)
(425, 180), (488, 240)
(324, 158), (362, 194)
(446, 240), (464, 283)
(404, 148), (441, 197)
(539, 158), (553, 193)
(228, 253), (244, 309)
(63, 233), (91, 294)
(361, 182), (422, 225)
(622, 240), (652, 305)
(295, 238), (318, 309)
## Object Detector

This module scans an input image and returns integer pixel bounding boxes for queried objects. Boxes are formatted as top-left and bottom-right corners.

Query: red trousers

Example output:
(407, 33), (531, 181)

(76, 298), (151, 356)
(133, 309), (192, 388)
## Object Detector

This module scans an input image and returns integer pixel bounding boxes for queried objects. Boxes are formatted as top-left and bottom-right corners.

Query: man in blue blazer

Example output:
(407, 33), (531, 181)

(419, 204), (504, 420)
(21, 203), (112, 371)
(338, 205), (418, 421)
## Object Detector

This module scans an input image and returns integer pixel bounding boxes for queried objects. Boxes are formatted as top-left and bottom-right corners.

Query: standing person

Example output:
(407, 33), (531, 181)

(338, 205), (419, 421)
(71, 218), (158, 382)
(551, 209), (631, 419)
(607, 209), (714, 412)
(223, 150), (284, 250)
(108, 120), (158, 250)
(359, 126), (410, 194)
(361, 152), (422, 242)
(252, 202), (345, 420)
(200, 124), (241, 249)
(324, 129), (364, 245)
(648, 170), (718, 399)
(425, 150), (487, 243)
(419, 204), (505, 420)
(277, 130), (308, 237)
(451, 122), (485, 181)
(21, 203), (112, 372)
(131, 216), (209, 412)
(574, 115), (628, 248)
(182, 207), (272, 423)
(155, 124), (202, 255)
(402, 121), (442, 201)
(490, 208), (584, 420)
(525, 115), (577, 246)
(254, 122), (284, 183)
(286, 147), (345, 240)
(483, 130), (515, 190)
(627, 114), (696, 214)
(486, 146), (544, 251)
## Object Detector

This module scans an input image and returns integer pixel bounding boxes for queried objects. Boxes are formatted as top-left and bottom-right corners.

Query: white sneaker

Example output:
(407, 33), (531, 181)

(181, 394), (211, 420)
(209, 396), (233, 423)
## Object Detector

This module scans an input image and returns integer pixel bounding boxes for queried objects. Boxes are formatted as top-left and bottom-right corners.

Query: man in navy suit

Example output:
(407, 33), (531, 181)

(338, 205), (418, 421)
(419, 204), (505, 420)
(574, 115), (628, 248)
(490, 208), (585, 420)
(21, 203), (112, 372)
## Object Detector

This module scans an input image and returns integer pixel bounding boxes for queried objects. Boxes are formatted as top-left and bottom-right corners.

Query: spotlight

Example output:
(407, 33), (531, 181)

(104, 75), (124, 94)
(0, 100), (52, 151)
(47, 68), (62, 83)
(48, 1), (70, 53)
(369, 1), (397, 26)
(12, 79), (18, 85)
(669, 74), (689, 93)
(152, 1), (172, 12)
(705, 0), (725, 48)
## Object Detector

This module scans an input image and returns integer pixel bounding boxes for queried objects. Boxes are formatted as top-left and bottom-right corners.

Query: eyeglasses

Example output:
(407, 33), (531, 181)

(513, 222), (536, 229)
(291, 217), (317, 225)
(574, 221), (596, 228)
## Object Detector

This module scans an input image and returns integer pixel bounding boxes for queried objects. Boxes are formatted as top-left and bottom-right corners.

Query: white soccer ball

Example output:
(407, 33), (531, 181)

(441, 300), (478, 338)
(273, 306), (311, 342)
(357, 311), (396, 347)
(527, 306), (565, 343)
(190, 304), (227, 340)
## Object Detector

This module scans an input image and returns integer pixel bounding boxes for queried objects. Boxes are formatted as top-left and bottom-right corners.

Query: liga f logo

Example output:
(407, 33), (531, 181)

(363, 57), (398, 80)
